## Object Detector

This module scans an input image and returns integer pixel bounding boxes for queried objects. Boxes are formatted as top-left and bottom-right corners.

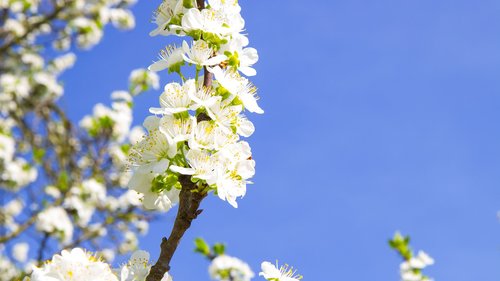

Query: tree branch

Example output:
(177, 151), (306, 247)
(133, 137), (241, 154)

(145, 176), (207, 281)
(0, 4), (66, 55)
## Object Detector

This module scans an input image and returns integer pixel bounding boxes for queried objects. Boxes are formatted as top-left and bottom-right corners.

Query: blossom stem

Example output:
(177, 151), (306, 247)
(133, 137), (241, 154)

(178, 71), (187, 82)
(195, 67), (200, 86)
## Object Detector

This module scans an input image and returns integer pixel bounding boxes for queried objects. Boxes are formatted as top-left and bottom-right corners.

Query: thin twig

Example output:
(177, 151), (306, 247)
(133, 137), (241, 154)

(37, 233), (50, 262)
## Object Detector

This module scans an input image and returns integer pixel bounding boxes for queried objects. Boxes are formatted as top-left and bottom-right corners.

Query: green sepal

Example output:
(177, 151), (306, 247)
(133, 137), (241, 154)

(183, 0), (194, 8)
(151, 173), (179, 193)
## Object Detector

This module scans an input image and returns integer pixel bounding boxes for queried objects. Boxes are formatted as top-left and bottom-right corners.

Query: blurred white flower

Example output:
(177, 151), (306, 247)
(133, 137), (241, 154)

(12, 243), (29, 263)
(209, 255), (254, 281)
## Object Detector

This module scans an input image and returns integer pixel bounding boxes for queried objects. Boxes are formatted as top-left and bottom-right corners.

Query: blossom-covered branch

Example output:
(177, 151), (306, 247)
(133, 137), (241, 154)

(119, 0), (261, 280)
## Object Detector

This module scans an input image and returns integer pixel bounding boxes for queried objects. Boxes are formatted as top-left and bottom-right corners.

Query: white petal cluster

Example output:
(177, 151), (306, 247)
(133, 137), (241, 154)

(1, 198), (23, 232)
(209, 255), (254, 281)
(12, 242), (29, 263)
(80, 91), (134, 142)
(36, 206), (74, 244)
(0, 1), (167, 277)
(259, 262), (303, 281)
(118, 250), (151, 281)
(130, 0), (262, 209)
(0, 0), (137, 112)
(0, 51), (75, 114)
(0, 250), (20, 280)
(0, 118), (37, 190)
(117, 250), (172, 281)
(129, 69), (161, 96)
(127, 116), (180, 211)
(400, 251), (434, 281)
(30, 248), (119, 281)
(27, 248), (173, 281)
(64, 179), (107, 227)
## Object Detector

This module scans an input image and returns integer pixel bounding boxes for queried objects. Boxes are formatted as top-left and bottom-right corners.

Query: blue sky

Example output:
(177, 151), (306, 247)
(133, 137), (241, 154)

(61, 0), (500, 280)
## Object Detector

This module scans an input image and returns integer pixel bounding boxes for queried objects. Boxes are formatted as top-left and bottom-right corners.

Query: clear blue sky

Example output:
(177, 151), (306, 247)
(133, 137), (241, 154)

(61, 0), (500, 280)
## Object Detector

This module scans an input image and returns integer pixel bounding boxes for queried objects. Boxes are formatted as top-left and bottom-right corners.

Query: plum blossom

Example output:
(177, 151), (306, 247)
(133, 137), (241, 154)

(30, 248), (118, 281)
(209, 255), (254, 281)
(259, 262), (302, 281)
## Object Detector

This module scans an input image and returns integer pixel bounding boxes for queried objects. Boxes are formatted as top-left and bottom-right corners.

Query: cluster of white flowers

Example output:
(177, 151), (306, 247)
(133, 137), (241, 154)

(1, 0), (136, 49)
(27, 248), (172, 281)
(0, 51), (74, 114)
(0, 53), (77, 193)
(80, 91), (134, 142)
(259, 262), (303, 281)
(0, 118), (37, 190)
(195, 238), (302, 281)
(209, 255), (254, 281)
(30, 248), (118, 281)
(130, 69), (161, 96)
(79, 69), (158, 142)
(128, 0), (261, 210)
(64, 179), (107, 227)
(0, 244), (22, 280)
(0, 0), (137, 113)
(0, 198), (23, 235)
(79, 68), (159, 187)
(399, 251), (434, 281)
(0, 65), (160, 278)
(12, 242), (30, 264)
(1, 1), (306, 281)
(117, 250), (173, 281)
(36, 206), (74, 244)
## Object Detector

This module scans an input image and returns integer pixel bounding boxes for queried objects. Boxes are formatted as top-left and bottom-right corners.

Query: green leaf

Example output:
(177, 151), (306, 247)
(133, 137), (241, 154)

(194, 237), (211, 256)
(33, 148), (45, 164)
(57, 171), (69, 192)
(212, 243), (226, 256)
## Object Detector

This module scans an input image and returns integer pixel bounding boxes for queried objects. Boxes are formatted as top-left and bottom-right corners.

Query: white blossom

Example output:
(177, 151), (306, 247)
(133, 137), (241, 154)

(149, 45), (185, 73)
(182, 8), (226, 35)
(259, 262), (302, 281)
(30, 248), (118, 281)
(209, 255), (254, 281)
(150, 0), (185, 36)
(210, 66), (263, 114)
(12, 243), (29, 263)
(182, 40), (227, 67)
(400, 251), (435, 281)
(150, 80), (195, 115)
(110, 9), (135, 29)
(129, 69), (160, 95)
(118, 250), (173, 281)
(36, 206), (74, 244)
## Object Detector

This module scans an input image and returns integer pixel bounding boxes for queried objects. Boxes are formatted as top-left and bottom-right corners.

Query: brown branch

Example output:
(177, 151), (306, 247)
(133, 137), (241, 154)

(145, 176), (207, 281)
